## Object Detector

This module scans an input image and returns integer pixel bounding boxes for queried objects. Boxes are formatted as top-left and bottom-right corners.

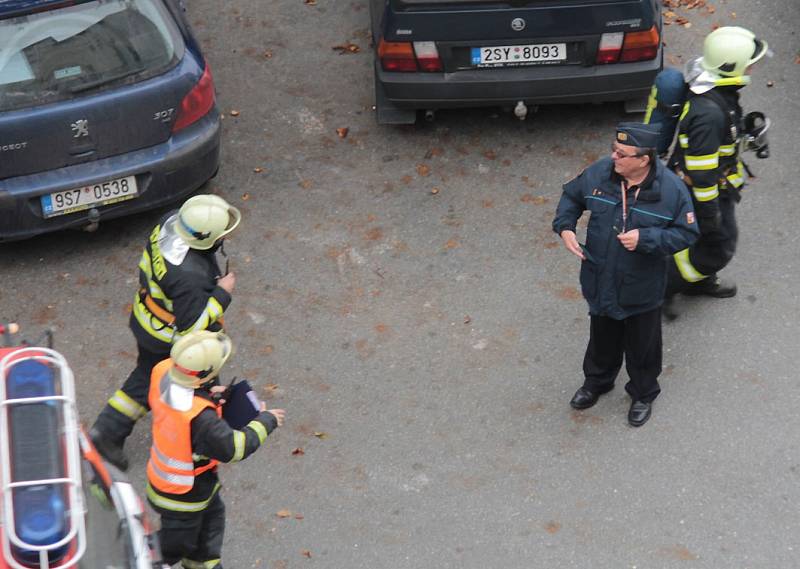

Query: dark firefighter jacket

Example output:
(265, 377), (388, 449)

(131, 212), (231, 354)
(553, 157), (699, 320)
(147, 377), (279, 514)
(671, 84), (745, 239)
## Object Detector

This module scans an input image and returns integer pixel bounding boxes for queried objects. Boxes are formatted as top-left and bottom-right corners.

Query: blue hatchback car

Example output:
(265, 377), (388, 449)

(0, 0), (220, 242)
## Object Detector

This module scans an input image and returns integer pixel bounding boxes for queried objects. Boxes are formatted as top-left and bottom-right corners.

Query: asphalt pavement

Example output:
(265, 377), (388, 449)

(2, 0), (799, 567)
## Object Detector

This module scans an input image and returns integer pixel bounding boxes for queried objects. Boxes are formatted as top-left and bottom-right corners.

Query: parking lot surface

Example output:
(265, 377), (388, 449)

(2, 1), (799, 567)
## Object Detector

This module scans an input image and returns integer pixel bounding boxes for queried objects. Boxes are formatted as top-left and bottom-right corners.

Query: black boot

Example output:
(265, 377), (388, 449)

(683, 275), (737, 298)
(89, 427), (129, 472)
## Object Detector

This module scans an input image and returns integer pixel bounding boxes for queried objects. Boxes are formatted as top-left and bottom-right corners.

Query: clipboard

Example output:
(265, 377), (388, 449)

(221, 380), (261, 429)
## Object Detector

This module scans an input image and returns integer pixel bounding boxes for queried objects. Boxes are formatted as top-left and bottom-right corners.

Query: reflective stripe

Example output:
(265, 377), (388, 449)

(679, 101), (691, 121)
(678, 134), (689, 148)
(182, 559), (220, 569)
(685, 153), (719, 170)
(673, 249), (707, 283)
(725, 161), (745, 188)
(146, 482), (220, 513)
(133, 296), (175, 343)
(148, 458), (194, 487)
(108, 389), (148, 420)
(715, 76), (748, 87)
(692, 185), (719, 202)
(248, 420), (268, 444)
(231, 430), (245, 462)
(153, 442), (195, 471)
(719, 144), (736, 156)
(643, 85), (657, 123)
(139, 250), (152, 279)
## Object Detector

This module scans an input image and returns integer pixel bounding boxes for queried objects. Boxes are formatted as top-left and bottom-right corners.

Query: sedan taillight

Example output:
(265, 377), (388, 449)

(172, 64), (216, 133)
(378, 39), (442, 72)
(596, 26), (660, 64)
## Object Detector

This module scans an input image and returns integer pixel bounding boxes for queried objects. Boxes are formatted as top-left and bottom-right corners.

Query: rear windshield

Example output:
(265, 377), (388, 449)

(0, 0), (183, 112)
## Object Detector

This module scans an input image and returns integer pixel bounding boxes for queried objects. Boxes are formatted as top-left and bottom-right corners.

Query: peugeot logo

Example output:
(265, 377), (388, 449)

(71, 119), (89, 138)
(511, 18), (526, 32)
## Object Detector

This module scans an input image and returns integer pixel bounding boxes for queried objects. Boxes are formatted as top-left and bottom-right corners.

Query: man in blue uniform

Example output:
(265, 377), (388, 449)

(552, 123), (699, 426)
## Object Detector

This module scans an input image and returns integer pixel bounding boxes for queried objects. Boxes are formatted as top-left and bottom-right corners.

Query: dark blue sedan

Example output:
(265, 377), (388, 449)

(0, 0), (220, 241)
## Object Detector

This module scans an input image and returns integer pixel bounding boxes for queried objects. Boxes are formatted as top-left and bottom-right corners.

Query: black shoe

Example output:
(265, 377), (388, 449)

(627, 400), (652, 427)
(683, 275), (737, 298)
(89, 427), (129, 472)
(569, 386), (611, 410)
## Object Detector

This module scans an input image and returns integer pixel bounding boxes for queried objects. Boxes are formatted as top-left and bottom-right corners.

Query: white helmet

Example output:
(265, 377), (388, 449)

(175, 194), (241, 250)
(169, 331), (232, 388)
(701, 27), (769, 78)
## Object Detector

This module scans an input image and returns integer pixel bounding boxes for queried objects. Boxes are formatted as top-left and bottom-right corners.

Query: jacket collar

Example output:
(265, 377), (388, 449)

(610, 161), (660, 202)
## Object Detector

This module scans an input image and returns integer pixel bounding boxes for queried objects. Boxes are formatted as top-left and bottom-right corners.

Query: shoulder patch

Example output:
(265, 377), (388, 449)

(687, 211), (695, 224)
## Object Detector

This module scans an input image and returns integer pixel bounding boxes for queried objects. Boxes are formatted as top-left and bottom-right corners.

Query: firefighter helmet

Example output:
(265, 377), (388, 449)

(175, 194), (241, 250)
(701, 27), (769, 78)
(169, 331), (232, 388)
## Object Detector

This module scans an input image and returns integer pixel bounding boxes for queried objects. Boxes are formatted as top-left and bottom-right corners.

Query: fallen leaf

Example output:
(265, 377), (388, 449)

(683, 21), (692, 28)
(291, 448), (305, 456)
(444, 238), (459, 250)
(482, 149), (497, 160)
(706, 4), (715, 14)
(730, 11), (736, 18)
(299, 179), (313, 189)
(313, 431), (328, 439)
(123, 303), (133, 314)
(230, 110), (240, 117)
(242, 193), (250, 201)
(301, 550), (312, 558)
(304, 0), (316, 4)
(463, 315), (471, 324)
(276, 509), (292, 518)
(416, 163), (431, 176)
(766, 80), (774, 87)
(253, 167), (264, 173)
(263, 50), (273, 59)
(430, 187), (440, 195)
(795, 55), (800, 65)
(263, 383), (279, 394)
(336, 127), (349, 139)
(295, 514), (304, 520)
(332, 42), (360, 54)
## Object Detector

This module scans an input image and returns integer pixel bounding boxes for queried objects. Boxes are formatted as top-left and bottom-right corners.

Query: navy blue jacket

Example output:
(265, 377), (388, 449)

(553, 158), (699, 319)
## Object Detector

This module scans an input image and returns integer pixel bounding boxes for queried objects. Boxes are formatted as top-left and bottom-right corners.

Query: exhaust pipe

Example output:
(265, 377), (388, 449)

(424, 109), (436, 122)
(82, 208), (100, 233)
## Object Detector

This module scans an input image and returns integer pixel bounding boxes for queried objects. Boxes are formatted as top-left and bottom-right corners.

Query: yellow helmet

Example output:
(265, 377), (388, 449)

(169, 331), (232, 388)
(175, 194), (241, 250)
(701, 26), (769, 78)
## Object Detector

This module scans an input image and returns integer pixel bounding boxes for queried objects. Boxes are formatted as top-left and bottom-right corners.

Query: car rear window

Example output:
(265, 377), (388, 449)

(0, 0), (183, 112)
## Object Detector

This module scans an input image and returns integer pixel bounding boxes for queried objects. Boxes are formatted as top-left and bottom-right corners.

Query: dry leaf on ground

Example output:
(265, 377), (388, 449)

(291, 448), (305, 456)
(229, 110), (240, 117)
(313, 431), (328, 439)
(332, 43), (360, 54)
(276, 510), (292, 518)
(336, 127), (349, 139)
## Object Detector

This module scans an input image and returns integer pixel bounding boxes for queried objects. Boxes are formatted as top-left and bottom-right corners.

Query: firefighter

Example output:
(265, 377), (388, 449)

(664, 26), (770, 317)
(146, 330), (285, 569)
(90, 194), (241, 471)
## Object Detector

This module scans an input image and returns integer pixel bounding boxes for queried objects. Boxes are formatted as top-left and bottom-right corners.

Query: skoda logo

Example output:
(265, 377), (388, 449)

(511, 18), (525, 32)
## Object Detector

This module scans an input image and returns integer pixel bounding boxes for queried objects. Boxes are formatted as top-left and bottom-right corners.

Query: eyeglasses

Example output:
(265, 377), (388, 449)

(611, 144), (644, 159)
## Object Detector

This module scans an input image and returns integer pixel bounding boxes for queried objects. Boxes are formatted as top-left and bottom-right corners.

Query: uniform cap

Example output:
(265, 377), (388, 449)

(615, 122), (661, 149)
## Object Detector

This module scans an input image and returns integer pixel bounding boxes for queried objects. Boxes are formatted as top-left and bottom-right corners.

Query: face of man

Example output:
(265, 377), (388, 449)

(611, 142), (649, 179)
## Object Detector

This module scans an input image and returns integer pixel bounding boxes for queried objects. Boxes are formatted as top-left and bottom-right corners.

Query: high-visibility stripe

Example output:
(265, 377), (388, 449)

(693, 185), (719, 202)
(139, 251), (152, 279)
(148, 458), (194, 488)
(108, 389), (148, 420)
(719, 144), (736, 156)
(673, 249), (707, 283)
(678, 134), (689, 148)
(231, 430), (245, 462)
(685, 153), (719, 170)
(153, 443), (195, 471)
(182, 559), (220, 569)
(133, 297), (175, 343)
(679, 101), (691, 121)
(248, 420), (268, 444)
(146, 482), (220, 513)
(714, 76), (748, 87)
(643, 85), (657, 123)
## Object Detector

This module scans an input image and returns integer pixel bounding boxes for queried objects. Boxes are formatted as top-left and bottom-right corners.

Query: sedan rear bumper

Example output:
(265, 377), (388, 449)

(0, 111), (220, 242)
(377, 55), (661, 108)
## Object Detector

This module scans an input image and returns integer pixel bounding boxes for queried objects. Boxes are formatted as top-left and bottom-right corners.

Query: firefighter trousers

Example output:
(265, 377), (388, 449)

(582, 308), (662, 403)
(158, 493), (226, 568)
(667, 194), (738, 296)
(92, 344), (168, 442)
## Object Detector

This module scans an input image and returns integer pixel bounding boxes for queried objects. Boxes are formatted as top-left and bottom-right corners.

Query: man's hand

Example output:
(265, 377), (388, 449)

(617, 229), (639, 251)
(218, 271), (236, 293)
(265, 407), (285, 427)
(560, 230), (585, 260)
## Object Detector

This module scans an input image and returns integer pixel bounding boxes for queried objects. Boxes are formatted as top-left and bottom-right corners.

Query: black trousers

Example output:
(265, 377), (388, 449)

(582, 308), (662, 403)
(667, 194), (738, 296)
(92, 344), (168, 441)
(158, 493), (226, 568)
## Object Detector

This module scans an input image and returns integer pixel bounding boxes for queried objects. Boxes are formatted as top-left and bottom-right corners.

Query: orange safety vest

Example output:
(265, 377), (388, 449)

(146, 359), (220, 495)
